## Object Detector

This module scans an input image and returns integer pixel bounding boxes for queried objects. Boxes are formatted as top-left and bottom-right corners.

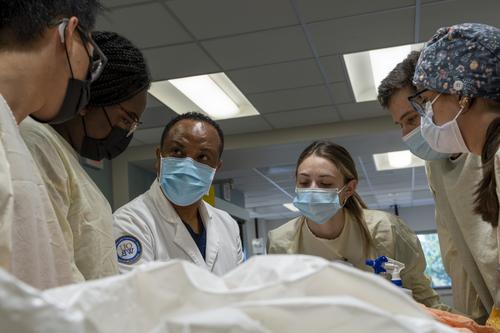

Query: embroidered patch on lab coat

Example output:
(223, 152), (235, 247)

(116, 235), (142, 264)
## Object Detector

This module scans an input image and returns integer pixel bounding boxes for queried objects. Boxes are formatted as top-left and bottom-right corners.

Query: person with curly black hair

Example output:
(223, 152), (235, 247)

(20, 31), (151, 281)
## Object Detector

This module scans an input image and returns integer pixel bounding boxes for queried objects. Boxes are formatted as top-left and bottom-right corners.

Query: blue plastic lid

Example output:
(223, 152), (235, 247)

(365, 256), (388, 274)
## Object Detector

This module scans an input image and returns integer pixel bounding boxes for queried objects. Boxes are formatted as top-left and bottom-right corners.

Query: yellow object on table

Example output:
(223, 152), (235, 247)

(486, 307), (500, 332)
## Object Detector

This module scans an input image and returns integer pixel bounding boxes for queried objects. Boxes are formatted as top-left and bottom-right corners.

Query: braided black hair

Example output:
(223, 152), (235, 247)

(161, 112), (225, 158)
(88, 31), (151, 107)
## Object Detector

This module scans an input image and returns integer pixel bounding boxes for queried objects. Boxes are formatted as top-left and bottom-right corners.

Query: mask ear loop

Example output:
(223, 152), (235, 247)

(338, 185), (348, 207)
(81, 115), (89, 136)
(58, 19), (75, 79)
(454, 96), (471, 120)
(102, 107), (113, 129)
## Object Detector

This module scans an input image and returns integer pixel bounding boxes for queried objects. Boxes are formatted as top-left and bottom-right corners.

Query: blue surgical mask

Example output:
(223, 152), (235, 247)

(402, 126), (453, 161)
(293, 187), (345, 225)
(159, 157), (216, 207)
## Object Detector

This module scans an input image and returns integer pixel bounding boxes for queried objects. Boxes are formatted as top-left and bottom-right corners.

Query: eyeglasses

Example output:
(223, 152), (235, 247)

(80, 31), (107, 82)
(407, 88), (429, 117)
(119, 105), (143, 137)
(54, 19), (108, 82)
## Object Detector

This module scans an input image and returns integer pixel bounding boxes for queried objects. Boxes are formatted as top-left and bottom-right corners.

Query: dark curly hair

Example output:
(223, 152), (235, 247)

(377, 51), (421, 108)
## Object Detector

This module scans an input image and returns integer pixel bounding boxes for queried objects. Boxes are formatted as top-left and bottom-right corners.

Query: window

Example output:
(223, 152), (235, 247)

(417, 232), (452, 289)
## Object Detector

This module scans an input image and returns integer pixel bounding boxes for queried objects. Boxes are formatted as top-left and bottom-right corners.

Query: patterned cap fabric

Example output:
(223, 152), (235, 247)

(413, 23), (500, 100)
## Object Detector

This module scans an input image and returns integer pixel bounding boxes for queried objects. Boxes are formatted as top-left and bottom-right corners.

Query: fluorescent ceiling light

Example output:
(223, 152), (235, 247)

(343, 43), (424, 102)
(148, 72), (259, 120)
(373, 150), (425, 171)
(283, 203), (299, 212)
(387, 150), (412, 168)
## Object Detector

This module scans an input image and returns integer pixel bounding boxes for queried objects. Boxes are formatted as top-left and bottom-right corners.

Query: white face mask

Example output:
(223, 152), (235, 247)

(420, 94), (470, 154)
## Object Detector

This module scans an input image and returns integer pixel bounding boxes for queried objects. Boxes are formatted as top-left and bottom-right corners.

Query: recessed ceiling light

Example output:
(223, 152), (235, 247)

(343, 43), (424, 102)
(373, 150), (425, 171)
(283, 203), (299, 212)
(148, 72), (259, 120)
(387, 150), (412, 168)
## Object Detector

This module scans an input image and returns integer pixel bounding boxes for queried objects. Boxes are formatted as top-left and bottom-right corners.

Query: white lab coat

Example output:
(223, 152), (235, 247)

(19, 117), (119, 281)
(426, 154), (498, 320)
(0, 95), (73, 289)
(113, 180), (244, 275)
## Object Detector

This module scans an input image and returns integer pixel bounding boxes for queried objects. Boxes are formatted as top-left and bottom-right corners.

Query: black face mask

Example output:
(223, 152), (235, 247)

(80, 107), (133, 161)
(31, 29), (93, 125)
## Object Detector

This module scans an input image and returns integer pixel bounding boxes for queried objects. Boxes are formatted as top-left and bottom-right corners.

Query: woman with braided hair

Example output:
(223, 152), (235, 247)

(19, 31), (151, 281)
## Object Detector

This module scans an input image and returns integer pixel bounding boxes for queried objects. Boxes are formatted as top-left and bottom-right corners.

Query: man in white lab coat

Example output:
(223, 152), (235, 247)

(113, 112), (244, 275)
(377, 51), (497, 323)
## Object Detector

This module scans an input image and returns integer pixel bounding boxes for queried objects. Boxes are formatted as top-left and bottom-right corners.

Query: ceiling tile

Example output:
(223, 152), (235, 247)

(420, 0), (500, 41)
(202, 26), (312, 69)
(319, 54), (346, 82)
(96, 2), (192, 48)
(330, 82), (353, 104)
(337, 101), (387, 120)
(308, 8), (414, 55)
(129, 137), (147, 147)
(143, 43), (219, 80)
(101, 0), (151, 7)
(264, 106), (340, 129)
(296, 0), (415, 22)
(226, 59), (322, 94)
(167, 0), (298, 39)
(146, 94), (163, 108)
(140, 105), (177, 129)
(218, 116), (273, 135)
(132, 127), (164, 145)
(247, 85), (331, 114)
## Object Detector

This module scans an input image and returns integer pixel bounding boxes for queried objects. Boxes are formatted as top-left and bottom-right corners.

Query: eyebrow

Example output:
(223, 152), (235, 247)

(395, 110), (417, 124)
(297, 173), (335, 178)
(170, 140), (185, 148)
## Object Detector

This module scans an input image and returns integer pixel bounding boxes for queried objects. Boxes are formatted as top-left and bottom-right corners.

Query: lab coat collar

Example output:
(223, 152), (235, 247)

(149, 180), (219, 271)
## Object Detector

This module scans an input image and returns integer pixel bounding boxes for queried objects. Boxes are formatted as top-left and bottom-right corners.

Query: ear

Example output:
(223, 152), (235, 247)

(458, 96), (472, 111)
(345, 179), (358, 197)
(216, 159), (223, 172)
(79, 107), (88, 116)
(155, 147), (161, 175)
(63, 17), (79, 53)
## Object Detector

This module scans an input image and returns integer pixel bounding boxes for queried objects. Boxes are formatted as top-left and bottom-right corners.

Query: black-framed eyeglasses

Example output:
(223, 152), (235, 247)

(53, 18), (108, 82)
(407, 88), (429, 117)
(79, 29), (107, 82)
(119, 105), (143, 137)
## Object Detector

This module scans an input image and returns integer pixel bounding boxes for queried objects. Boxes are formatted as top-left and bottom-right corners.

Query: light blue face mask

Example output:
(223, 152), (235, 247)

(159, 157), (216, 207)
(402, 126), (453, 161)
(292, 187), (345, 225)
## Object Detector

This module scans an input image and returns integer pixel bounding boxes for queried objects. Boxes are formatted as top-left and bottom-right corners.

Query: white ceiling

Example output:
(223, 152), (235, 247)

(99, 0), (499, 219)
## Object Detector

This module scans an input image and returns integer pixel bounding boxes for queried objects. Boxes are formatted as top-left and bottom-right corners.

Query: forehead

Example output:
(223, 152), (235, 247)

(298, 155), (340, 175)
(164, 119), (220, 146)
(387, 86), (416, 122)
(123, 90), (148, 114)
